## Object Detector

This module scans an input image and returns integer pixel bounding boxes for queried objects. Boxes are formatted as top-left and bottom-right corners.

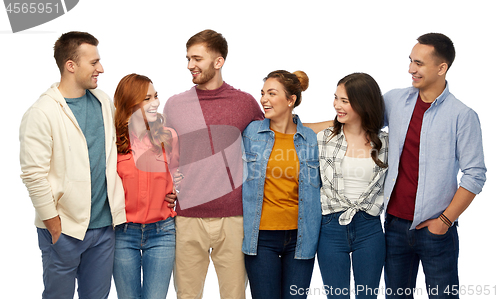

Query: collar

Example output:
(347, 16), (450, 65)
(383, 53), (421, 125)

(193, 81), (228, 96)
(334, 126), (346, 143)
(257, 114), (307, 140)
(434, 81), (450, 106)
(408, 81), (450, 106)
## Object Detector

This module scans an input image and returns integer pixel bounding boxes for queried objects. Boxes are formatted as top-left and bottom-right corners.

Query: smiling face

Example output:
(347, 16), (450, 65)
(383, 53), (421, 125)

(130, 83), (159, 127)
(73, 43), (103, 90)
(260, 78), (294, 122)
(186, 43), (220, 90)
(408, 43), (446, 92)
(334, 83), (361, 126)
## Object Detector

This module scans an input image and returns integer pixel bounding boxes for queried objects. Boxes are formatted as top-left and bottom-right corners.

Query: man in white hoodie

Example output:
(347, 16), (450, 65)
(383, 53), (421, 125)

(19, 31), (126, 299)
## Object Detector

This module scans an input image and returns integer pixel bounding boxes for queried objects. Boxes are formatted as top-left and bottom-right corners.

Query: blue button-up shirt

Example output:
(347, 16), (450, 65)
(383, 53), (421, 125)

(384, 83), (486, 229)
(242, 115), (321, 259)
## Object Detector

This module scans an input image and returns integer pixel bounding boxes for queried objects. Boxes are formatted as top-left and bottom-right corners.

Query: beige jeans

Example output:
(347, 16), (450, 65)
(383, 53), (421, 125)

(174, 216), (247, 299)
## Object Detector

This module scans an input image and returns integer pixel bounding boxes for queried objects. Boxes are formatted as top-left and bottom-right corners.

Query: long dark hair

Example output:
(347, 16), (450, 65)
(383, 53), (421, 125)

(330, 73), (387, 168)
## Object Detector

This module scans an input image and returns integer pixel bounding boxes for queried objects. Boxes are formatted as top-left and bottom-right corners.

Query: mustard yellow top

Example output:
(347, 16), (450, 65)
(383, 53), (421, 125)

(259, 130), (299, 230)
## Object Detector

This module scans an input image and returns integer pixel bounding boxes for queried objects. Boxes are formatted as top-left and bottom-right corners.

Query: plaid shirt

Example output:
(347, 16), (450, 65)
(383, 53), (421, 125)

(317, 127), (388, 225)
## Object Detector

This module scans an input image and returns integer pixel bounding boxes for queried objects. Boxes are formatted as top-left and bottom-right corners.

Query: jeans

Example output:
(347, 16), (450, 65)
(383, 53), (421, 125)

(37, 226), (115, 299)
(384, 214), (459, 299)
(317, 211), (385, 299)
(244, 230), (315, 299)
(113, 218), (175, 299)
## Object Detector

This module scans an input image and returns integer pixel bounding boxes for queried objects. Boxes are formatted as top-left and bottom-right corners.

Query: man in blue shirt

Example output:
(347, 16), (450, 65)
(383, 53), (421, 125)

(383, 33), (486, 298)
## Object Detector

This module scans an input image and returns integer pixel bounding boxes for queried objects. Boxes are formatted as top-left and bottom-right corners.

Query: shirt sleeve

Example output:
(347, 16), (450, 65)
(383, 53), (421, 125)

(165, 127), (180, 172)
(248, 94), (264, 121)
(383, 89), (398, 128)
(456, 108), (487, 194)
(163, 98), (173, 128)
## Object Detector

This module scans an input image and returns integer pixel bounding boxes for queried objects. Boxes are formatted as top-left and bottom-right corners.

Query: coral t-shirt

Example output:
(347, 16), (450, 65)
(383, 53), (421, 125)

(117, 129), (179, 224)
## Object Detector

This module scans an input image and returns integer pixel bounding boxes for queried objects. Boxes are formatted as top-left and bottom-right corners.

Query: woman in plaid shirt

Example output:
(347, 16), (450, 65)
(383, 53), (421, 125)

(316, 73), (388, 299)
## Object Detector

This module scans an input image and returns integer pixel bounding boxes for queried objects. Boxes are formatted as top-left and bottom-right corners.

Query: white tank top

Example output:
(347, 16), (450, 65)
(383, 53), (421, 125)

(341, 156), (374, 202)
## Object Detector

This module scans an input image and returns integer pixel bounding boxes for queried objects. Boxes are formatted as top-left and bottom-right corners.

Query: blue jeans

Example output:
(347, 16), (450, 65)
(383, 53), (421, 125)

(384, 214), (459, 299)
(113, 218), (175, 299)
(317, 212), (385, 299)
(244, 230), (315, 299)
(37, 226), (115, 299)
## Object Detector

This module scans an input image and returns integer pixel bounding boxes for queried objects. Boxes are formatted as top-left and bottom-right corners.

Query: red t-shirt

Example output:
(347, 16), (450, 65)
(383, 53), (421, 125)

(387, 94), (432, 220)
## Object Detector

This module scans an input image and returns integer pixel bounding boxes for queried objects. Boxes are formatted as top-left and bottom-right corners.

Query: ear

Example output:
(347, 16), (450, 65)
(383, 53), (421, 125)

(65, 59), (77, 74)
(213, 56), (225, 70)
(438, 62), (448, 76)
(288, 94), (297, 107)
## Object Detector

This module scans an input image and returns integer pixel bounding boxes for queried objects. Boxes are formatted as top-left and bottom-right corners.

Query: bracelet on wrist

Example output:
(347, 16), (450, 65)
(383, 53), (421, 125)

(439, 213), (452, 228)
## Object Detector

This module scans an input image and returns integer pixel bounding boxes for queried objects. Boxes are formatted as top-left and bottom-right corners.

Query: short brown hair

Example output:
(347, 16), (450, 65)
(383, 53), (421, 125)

(54, 31), (99, 74)
(186, 29), (228, 60)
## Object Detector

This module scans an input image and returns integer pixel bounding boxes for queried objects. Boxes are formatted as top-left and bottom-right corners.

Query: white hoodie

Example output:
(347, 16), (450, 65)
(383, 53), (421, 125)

(20, 83), (126, 240)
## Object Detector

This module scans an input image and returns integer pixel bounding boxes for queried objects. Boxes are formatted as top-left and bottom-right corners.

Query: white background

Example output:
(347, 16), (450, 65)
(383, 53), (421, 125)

(1, 1), (498, 298)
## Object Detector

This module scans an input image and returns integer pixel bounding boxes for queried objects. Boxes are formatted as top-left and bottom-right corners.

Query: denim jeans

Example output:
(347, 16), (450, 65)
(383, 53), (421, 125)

(317, 211), (385, 299)
(37, 226), (115, 299)
(384, 214), (459, 299)
(244, 230), (315, 299)
(113, 218), (175, 299)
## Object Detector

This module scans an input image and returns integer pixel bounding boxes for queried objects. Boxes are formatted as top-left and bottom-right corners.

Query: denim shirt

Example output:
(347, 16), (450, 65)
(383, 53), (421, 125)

(241, 115), (321, 259)
(384, 83), (486, 229)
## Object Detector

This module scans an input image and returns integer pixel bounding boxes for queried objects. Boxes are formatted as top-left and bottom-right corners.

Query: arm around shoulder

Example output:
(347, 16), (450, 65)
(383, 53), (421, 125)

(303, 120), (334, 134)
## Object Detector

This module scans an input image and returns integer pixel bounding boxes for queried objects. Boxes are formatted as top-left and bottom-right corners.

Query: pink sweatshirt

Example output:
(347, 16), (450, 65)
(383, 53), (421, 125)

(163, 82), (263, 217)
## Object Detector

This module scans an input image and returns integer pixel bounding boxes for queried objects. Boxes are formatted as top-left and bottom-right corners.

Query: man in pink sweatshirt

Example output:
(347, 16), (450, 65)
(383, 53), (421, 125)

(163, 29), (263, 299)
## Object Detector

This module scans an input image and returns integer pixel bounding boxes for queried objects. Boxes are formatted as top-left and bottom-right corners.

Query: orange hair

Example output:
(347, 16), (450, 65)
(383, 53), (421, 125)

(114, 73), (172, 155)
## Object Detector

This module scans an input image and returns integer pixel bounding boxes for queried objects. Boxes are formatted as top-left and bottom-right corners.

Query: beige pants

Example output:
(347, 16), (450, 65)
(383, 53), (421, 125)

(174, 216), (247, 299)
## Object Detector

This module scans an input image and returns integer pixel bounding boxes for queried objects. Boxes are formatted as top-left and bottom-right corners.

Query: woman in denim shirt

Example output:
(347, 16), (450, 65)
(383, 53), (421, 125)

(242, 70), (321, 299)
